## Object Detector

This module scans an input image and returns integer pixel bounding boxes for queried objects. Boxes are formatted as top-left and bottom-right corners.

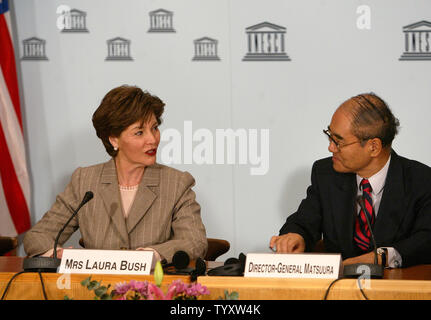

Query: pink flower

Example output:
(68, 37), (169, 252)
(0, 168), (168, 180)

(147, 283), (167, 300)
(129, 280), (148, 296)
(165, 283), (178, 300)
(185, 283), (210, 297)
(113, 282), (131, 295)
(169, 280), (187, 294)
(112, 280), (209, 300)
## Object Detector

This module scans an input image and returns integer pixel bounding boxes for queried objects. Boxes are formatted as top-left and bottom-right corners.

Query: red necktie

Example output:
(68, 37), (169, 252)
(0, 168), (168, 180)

(354, 179), (375, 251)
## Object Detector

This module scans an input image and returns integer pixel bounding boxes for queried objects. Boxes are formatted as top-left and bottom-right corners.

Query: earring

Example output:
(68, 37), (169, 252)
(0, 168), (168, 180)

(114, 147), (118, 151)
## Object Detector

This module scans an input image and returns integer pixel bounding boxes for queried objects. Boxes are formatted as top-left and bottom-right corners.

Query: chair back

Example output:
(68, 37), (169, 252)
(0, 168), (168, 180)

(205, 238), (230, 261)
(0, 236), (18, 256)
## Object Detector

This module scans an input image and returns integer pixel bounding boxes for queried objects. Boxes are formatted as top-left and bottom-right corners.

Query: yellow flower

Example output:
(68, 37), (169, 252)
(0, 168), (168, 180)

(154, 261), (164, 287)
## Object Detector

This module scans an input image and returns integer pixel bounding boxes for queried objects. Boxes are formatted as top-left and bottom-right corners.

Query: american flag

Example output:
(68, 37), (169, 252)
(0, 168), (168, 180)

(0, 0), (31, 236)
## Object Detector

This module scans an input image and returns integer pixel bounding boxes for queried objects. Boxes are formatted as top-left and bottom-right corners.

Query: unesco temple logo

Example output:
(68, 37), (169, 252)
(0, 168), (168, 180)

(192, 37), (220, 61)
(243, 22), (291, 61)
(148, 9), (175, 33)
(105, 37), (133, 61)
(60, 8), (89, 33)
(21, 37), (48, 60)
(399, 20), (431, 61)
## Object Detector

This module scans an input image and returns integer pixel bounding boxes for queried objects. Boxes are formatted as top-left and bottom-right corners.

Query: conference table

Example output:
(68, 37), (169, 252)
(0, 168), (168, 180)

(1, 256), (431, 300)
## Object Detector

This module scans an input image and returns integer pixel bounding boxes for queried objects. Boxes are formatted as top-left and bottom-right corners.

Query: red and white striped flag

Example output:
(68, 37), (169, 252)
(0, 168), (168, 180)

(0, 0), (31, 236)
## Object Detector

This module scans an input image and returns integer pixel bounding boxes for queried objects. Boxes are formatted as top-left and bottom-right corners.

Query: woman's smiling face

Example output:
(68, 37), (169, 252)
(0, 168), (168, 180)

(109, 113), (160, 168)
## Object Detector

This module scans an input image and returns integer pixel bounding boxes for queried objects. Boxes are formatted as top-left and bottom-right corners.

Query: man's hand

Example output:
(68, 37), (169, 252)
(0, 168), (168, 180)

(269, 233), (306, 253)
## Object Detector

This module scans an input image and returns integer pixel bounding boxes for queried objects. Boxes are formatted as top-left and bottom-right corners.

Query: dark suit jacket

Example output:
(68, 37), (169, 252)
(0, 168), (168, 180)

(279, 150), (431, 267)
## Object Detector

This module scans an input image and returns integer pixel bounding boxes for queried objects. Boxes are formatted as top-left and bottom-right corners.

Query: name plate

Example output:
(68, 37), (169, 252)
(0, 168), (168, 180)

(59, 249), (154, 275)
(244, 253), (342, 279)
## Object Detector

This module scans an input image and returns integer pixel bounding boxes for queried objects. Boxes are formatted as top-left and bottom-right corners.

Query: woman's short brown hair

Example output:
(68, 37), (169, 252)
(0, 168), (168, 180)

(92, 85), (165, 157)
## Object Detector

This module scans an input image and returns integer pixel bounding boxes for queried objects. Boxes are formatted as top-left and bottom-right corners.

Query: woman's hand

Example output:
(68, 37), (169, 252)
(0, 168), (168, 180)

(47, 246), (73, 259)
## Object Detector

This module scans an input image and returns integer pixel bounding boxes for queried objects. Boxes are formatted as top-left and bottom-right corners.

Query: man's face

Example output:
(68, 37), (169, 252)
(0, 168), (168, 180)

(327, 103), (372, 174)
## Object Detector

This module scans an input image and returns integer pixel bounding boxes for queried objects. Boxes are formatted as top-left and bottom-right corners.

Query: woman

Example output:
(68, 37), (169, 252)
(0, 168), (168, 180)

(23, 85), (208, 263)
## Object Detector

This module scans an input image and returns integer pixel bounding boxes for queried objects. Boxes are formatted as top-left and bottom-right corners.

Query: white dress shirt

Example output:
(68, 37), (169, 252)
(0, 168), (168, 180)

(356, 155), (402, 268)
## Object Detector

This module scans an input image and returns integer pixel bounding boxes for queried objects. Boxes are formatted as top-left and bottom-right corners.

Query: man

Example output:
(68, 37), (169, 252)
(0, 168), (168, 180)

(270, 93), (431, 268)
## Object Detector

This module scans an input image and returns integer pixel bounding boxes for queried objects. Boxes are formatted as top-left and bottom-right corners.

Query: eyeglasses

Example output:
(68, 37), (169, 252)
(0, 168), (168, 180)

(323, 128), (362, 150)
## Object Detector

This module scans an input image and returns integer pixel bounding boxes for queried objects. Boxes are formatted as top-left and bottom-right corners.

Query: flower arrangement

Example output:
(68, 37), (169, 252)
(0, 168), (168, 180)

(79, 261), (210, 300)
(111, 279), (210, 300)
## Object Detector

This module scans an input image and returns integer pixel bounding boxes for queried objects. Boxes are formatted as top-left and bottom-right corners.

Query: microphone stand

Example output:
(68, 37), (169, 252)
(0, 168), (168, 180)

(23, 192), (93, 273)
(343, 197), (383, 279)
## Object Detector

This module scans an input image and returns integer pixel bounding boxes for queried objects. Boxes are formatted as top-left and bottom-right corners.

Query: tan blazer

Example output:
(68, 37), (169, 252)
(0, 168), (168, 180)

(23, 159), (207, 262)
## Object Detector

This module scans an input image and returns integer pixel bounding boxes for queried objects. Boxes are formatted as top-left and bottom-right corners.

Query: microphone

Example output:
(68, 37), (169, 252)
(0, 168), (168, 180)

(190, 257), (206, 281)
(163, 251), (207, 280)
(207, 253), (246, 276)
(162, 250), (190, 270)
(23, 191), (94, 272)
(53, 191), (94, 260)
(343, 196), (383, 279)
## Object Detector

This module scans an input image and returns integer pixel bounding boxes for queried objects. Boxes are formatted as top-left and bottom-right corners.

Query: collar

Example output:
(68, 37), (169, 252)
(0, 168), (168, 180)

(101, 158), (160, 186)
(356, 155), (391, 195)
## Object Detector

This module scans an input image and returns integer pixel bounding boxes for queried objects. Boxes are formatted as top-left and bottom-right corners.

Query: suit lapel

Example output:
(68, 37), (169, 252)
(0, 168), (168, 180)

(331, 171), (357, 255)
(126, 164), (160, 234)
(373, 151), (406, 245)
(100, 159), (129, 244)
